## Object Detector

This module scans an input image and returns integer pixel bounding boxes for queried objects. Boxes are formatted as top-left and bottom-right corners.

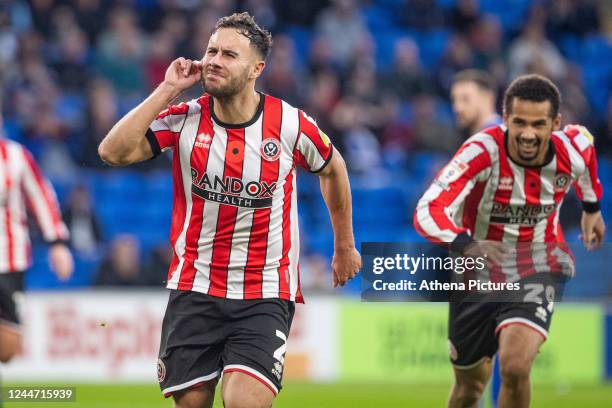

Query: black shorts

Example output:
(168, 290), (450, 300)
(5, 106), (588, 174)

(448, 274), (563, 369)
(158, 290), (295, 398)
(0, 272), (24, 329)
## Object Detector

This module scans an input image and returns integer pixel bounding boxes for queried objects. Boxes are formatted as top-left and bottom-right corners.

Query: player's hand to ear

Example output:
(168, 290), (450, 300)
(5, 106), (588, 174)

(580, 210), (605, 251)
(162, 57), (203, 97)
(332, 246), (361, 287)
(48, 243), (74, 281)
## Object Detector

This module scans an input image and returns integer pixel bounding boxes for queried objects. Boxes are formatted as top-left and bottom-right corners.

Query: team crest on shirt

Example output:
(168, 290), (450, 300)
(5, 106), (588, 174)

(261, 138), (281, 161)
(553, 173), (571, 192)
(157, 359), (167, 382)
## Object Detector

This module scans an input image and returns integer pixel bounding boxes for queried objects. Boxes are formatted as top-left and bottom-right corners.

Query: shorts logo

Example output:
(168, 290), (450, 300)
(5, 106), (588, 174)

(272, 361), (283, 381)
(261, 138), (281, 161)
(448, 339), (458, 361)
(553, 173), (570, 192)
(157, 359), (167, 383)
(272, 330), (287, 381)
(498, 176), (514, 191)
(535, 306), (548, 323)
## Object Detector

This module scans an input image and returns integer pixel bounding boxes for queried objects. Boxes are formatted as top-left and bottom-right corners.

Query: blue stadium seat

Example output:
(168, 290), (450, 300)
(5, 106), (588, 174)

(416, 29), (451, 69)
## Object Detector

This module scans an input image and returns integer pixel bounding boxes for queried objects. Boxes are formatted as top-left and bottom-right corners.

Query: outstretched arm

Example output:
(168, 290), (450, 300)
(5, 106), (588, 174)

(318, 149), (361, 287)
(98, 58), (202, 166)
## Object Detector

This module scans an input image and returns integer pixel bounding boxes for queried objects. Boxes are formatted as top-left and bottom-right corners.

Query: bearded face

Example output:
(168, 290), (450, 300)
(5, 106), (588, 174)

(201, 28), (261, 99)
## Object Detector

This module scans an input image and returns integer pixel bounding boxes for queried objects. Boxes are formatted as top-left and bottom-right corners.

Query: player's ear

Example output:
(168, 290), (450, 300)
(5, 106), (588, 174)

(552, 113), (561, 131)
(251, 60), (265, 80)
(502, 110), (509, 126)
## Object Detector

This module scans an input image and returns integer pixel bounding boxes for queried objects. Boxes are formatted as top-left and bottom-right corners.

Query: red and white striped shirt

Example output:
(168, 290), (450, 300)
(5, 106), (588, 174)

(414, 125), (602, 278)
(147, 93), (333, 302)
(0, 139), (69, 273)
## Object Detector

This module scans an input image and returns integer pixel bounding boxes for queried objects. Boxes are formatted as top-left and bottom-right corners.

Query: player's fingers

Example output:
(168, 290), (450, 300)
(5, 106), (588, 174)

(176, 57), (186, 71)
(583, 229), (594, 250)
(182, 60), (192, 76)
(192, 60), (203, 71)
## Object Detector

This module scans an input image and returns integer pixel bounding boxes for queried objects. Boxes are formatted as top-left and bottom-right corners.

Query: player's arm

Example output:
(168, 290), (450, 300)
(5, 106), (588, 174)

(318, 149), (361, 287)
(294, 111), (360, 287)
(20, 147), (73, 280)
(98, 58), (202, 166)
(564, 125), (606, 249)
(413, 141), (500, 257)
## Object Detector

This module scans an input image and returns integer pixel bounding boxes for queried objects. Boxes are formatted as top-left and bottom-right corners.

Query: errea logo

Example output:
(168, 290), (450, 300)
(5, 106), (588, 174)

(195, 133), (212, 149)
(498, 176), (513, 191)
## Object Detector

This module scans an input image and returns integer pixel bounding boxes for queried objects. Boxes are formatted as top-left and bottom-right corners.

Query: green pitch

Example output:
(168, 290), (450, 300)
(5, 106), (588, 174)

(4, 382), (612, 407)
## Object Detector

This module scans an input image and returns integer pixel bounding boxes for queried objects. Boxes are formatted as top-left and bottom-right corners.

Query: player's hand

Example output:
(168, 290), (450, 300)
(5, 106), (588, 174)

(580, 210), (605, 251)
(48, 243), (74, 281)
(463, 240), (508, 268)
(162, 57), (203, 95)
(332, 247), (361, 287)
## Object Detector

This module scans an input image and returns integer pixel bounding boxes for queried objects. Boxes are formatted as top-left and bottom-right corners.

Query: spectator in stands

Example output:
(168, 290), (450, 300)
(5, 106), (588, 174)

(448, 0), (482, 33)
(467, 14), (504, 71)
(141, 243), (173, 287)
(95, 6), (146, 95)
(260, 34), (301, 105)
(400, 0), (444, 30)
(411, 93), (460, 153)
(382, 38), (434, 100)
(62, 185), (103, 259)
(315, 0), (370, 70)
(144, 30), (176, 91)
(507, 21), (567, 80)
(546, 0), (601, 40)
(436, 35), (475, 95)
(80, 78), (118, 167)
(93, 234), (143, 286)
(49, 27), (91, 91)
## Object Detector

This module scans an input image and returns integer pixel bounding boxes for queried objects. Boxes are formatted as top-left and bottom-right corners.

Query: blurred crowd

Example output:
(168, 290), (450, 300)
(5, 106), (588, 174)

(0, 0), (610, 289)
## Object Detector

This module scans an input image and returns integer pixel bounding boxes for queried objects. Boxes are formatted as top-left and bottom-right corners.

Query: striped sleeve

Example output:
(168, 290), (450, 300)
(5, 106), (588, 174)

(293, 110), (333, 173)
(563, 125), (603, 212)
(20, 147), (69, 243)
(413, 141), (492, 247)
(146, 102), (189, 157)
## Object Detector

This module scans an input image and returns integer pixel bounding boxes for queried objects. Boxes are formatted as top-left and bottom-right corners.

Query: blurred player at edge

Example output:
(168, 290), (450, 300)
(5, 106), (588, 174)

(98, 12), (360, 408)
(451, 69), (501, 137)
(414, 74), (605, 408)
(0, 111), (73, 366)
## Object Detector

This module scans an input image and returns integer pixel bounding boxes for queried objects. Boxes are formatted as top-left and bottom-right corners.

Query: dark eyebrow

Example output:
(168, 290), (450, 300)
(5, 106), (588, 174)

(530, 119), (548, 126)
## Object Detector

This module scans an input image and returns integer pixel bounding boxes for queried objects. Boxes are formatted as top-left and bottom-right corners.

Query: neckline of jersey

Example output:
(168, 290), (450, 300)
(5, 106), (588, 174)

(503, 130), (556, 169)
(209, 92), (265, 129)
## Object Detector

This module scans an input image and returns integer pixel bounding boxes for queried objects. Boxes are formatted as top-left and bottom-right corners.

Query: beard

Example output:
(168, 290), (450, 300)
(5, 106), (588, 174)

(516, 136), (541, 161)
(201, 69), (249, 99)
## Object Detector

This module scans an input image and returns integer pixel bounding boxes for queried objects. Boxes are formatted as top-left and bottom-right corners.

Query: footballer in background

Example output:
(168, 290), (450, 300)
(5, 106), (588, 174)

(415, 74), (605, 408)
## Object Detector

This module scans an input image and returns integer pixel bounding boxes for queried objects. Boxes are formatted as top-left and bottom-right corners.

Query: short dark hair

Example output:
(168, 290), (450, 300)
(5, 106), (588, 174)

(503, 74), (561, 118)
(453, 69), (497, 96)
(213, 12), (272, 59)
